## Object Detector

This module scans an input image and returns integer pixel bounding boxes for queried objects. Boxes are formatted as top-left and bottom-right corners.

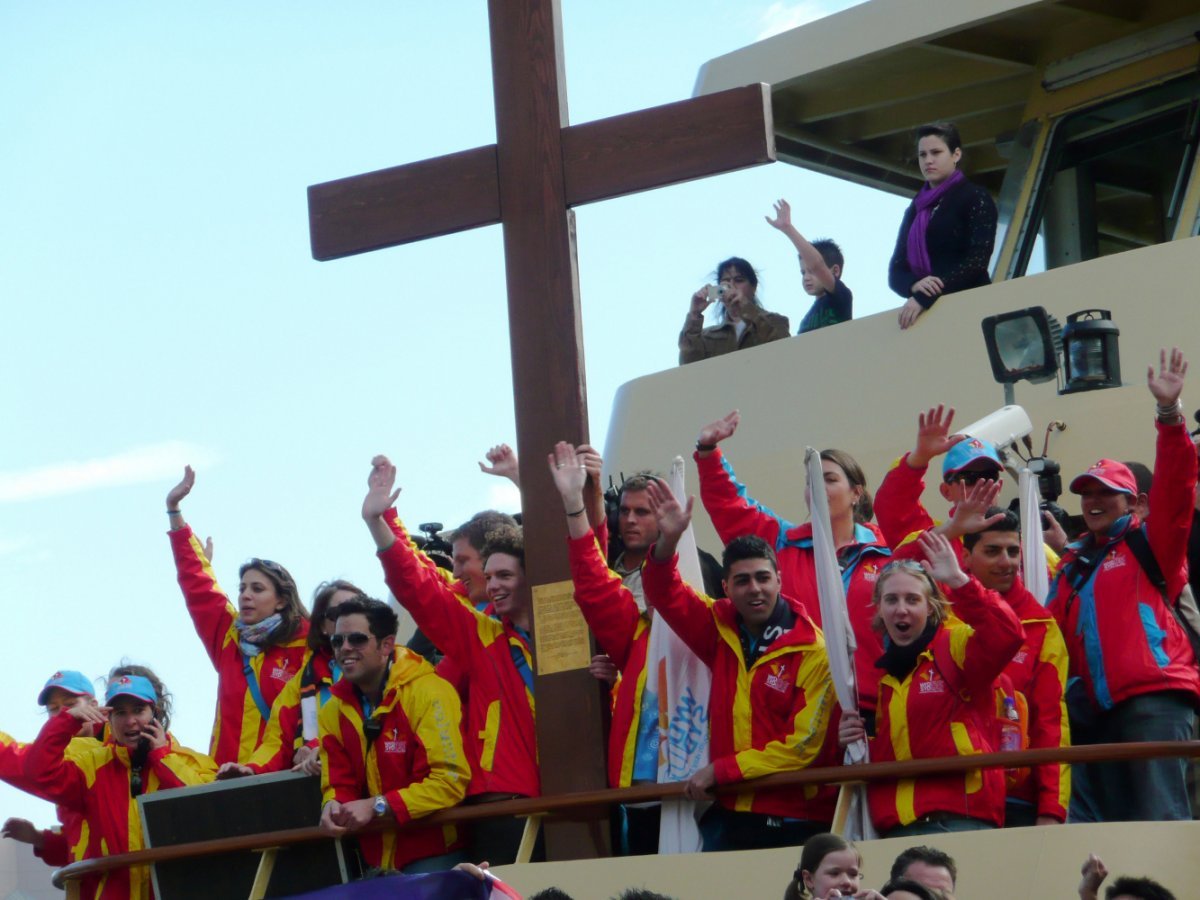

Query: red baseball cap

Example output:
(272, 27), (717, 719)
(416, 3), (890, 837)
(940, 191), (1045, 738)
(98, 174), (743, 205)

(1069, 459), (1137, 496)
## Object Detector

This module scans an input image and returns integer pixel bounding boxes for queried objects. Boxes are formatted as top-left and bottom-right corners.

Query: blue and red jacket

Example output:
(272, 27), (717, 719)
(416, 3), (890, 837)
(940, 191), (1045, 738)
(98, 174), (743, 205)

(643, 550), (840, 820)
(695, 448), (890, 710)
(1048, 420), (1200, 711)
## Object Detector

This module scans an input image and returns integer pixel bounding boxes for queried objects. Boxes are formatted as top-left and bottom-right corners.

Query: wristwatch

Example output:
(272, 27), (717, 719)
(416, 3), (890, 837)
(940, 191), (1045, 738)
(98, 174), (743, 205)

(372, 795), (388, 817)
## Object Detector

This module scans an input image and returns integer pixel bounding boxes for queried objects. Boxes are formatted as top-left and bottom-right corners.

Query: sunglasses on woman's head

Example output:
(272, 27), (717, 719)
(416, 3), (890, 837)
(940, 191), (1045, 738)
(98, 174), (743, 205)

(330, 632), (372, 650)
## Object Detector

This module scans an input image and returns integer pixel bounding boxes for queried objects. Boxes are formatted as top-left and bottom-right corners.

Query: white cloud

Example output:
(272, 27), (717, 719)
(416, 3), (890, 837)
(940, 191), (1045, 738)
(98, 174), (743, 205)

(0, 441), (220, 503)
(756, 1), (862, 40)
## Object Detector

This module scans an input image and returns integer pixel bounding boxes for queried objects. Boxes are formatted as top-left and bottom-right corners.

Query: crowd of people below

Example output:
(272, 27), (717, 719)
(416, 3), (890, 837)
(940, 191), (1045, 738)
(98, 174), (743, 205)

(1, 347), (1197, 900)
(680, 121), (1000, 364)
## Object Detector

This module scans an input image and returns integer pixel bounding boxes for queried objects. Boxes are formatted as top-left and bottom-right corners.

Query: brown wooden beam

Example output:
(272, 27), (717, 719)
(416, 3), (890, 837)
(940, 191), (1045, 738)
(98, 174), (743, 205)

(308, 145), (500, 261)
(562, 83), (774, 205)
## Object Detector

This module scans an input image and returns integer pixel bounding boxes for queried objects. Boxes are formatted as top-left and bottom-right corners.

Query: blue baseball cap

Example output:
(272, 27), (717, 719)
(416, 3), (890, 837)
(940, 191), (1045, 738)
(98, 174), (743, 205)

(38, 670), (96, 706)
(942, 437), (1002, 480)
(105, 675), (158, 705)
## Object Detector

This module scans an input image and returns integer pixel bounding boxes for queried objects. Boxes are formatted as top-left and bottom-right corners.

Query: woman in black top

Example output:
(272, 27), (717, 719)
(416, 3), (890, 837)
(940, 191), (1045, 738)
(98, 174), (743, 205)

(889, 122), (998, 330)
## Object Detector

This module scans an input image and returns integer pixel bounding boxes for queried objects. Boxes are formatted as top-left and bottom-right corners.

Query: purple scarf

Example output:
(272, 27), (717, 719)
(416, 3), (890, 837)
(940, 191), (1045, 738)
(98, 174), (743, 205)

(905, 169), (965, 278)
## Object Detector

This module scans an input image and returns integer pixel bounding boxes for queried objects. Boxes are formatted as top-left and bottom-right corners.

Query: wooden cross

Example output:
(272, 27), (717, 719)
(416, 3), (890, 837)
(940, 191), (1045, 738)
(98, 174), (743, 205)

(308, 0), (774, 859)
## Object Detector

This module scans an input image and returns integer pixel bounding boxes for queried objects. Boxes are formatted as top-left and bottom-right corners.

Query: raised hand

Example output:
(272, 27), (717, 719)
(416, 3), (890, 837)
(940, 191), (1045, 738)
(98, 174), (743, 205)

(204, 536), (214, 562)
(919, 531), (969, 588)
(68, 702), (110, 732)
(645, 478), (693, 555)
(362, 455), (400, 521)
(479, 443), (520, 486)
(764, 198), (792, 231)
(909, 404), (966, 467)
(1148, 347), (1187, 408)
(1078, 853), (1108, 900)
(575, 443), (603, 484)
(547, 441), (588, 504)
(166, 465), (195, 511)
(690, 286), (714, 316)
(697, 409), (740, 449)
(943, 478), (1005, 539)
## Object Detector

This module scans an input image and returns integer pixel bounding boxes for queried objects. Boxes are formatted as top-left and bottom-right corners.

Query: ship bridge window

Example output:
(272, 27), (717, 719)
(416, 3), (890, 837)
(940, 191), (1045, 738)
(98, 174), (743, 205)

(1015, 75), (1200, 276)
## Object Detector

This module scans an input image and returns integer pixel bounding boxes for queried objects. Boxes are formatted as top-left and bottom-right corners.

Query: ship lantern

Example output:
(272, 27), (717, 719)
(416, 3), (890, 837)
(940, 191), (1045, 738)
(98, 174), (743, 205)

(981, 307), (1061, 386)
(1060, 309), (1121, 394)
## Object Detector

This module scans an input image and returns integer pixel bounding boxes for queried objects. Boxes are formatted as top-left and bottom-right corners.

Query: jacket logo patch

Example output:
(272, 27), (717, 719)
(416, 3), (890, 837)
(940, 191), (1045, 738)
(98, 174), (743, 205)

(861, 563), (879, 583)
(269, 663), (292, 682)
(1012, 649), (1029, 665)
(764, 664), (790, 694)
(382, 728), (407, 754)
(1102, 555), (1126, 572)
(918, 670), (947, 694)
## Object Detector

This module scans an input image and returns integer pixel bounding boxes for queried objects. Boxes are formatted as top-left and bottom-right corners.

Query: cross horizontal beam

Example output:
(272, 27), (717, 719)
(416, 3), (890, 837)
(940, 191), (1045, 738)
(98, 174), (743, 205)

(308, 82), (774, 260)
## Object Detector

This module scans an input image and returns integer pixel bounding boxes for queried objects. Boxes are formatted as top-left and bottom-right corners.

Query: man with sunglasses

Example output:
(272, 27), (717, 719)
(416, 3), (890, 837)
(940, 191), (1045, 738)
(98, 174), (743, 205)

(319, 596), (470, 872)
(874, 404), (1007, 554)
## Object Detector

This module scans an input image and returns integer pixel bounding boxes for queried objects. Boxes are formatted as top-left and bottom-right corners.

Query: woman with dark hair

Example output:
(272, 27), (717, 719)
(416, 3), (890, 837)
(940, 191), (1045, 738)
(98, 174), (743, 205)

(225, 580), (367, 777)
(839, 532), (1023, 837)
(165, 466), (311, 765)
(679, 256), (790, 364)
(888, 122), (998, 330)
(782, 832), (885, 899)
(23, 667), (214, 900)
(694, 409), (892, 718)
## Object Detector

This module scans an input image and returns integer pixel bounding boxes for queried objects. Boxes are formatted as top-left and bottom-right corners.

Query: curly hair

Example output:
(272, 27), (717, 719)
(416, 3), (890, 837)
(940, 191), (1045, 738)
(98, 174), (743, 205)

(108, 662), (174, 732)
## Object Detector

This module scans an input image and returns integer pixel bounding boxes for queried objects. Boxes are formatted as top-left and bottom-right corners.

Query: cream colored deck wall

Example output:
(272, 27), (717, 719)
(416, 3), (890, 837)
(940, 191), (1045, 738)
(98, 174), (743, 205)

(604, 236), (1200, 557)
(493, 820), (1200, 900)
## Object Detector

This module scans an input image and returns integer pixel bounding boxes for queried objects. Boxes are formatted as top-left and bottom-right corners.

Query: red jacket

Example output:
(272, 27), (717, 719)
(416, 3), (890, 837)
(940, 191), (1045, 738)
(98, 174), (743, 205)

(998, 581), (1070, 821)
(1, 729), (97, 867)
(695, 448), (890, 711)
(1048, 421), (1200, 710)
(377, 517), (539, 798)
(23, 713), (215, 900)
(320, 648), (469, 870)
(642, 551), (839, 820)
(170, 526), (311, 765)
(566, 531), (651, 788)
(247, 647), (339, 774)
(868, 576), (1024, 832)
(874, 453), (938, 551)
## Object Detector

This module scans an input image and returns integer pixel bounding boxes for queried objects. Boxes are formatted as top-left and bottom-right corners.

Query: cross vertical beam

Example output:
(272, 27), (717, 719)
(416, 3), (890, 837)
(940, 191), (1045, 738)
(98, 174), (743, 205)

(488, 0), (609, 859)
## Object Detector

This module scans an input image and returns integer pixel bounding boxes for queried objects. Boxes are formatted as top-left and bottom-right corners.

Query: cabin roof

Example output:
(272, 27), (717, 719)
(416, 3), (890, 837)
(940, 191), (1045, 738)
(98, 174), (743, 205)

(694, 0), (1199, 196)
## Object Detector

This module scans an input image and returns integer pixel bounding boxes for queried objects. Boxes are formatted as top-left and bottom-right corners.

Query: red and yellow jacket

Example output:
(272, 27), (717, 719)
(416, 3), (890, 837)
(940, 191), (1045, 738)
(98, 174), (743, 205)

(246, 647), (339, 774)
(868, 576), (1024, 833)
(169, 526), (311, 765)
(997, 580), (1070, 821)
(1, 729), (99, 867)
(23, 712), (216, 900)
(642, 551), (839, 820)
(377, 515), (539, 798)
(1048, 421), (1200, 711)
(320, 648), (469, 870)
(695, 448), (891, 712)
(566, 530), (651, 788)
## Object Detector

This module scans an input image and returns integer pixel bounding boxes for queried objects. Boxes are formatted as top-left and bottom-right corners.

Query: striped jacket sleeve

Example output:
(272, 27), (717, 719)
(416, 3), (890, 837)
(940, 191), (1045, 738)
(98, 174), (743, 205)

(169, 525), (236, 666)
(385, 677), (470, 824)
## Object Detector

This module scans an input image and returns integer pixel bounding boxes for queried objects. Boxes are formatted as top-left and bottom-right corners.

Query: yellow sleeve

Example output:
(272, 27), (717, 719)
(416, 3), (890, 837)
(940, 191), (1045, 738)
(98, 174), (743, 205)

(387, 675), (470, 823)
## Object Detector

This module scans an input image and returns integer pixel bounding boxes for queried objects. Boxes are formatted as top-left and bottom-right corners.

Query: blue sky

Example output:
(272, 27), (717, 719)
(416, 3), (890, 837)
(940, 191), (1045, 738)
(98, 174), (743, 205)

(0, 0), (912, 830)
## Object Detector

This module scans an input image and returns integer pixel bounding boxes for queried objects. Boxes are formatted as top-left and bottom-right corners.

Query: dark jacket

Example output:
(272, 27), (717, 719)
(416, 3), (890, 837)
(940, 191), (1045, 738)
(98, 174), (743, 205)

(888, 177), (998, 307)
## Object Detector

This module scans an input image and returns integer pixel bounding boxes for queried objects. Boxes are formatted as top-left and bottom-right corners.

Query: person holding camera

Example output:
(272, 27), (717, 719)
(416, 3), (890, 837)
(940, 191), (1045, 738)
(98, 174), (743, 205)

(679, 257), (790, 365)
(22, 668), (215, 900)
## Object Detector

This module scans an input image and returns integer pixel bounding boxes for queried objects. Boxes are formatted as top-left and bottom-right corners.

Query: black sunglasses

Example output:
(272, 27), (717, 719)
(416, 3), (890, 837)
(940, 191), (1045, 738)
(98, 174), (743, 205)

(950, 470), (998, 486)
(330, 632), (373, 650)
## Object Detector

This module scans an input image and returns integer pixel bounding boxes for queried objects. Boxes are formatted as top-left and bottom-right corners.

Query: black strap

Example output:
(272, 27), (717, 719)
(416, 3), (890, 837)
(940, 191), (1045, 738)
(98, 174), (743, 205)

(1124, 526), (1169, 596)
(1060, 545), (1106, 619)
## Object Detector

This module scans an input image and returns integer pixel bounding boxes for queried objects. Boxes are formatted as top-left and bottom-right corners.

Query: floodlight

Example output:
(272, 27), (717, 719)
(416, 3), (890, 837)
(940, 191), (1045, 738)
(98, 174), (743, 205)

(981, 307), (1061, 385)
